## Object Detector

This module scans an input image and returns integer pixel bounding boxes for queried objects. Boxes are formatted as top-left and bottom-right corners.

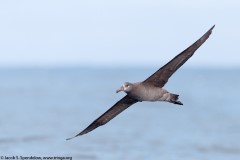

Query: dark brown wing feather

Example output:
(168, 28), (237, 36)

(66, 95), (138, 140)
(143, 25), (215, 88)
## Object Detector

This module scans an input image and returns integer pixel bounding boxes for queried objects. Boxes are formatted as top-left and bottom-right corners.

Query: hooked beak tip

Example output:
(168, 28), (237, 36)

(116, 87), (123, 93)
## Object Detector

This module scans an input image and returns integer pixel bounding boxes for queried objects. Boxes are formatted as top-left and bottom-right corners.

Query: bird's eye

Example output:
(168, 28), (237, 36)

(125, 84), (129, 87)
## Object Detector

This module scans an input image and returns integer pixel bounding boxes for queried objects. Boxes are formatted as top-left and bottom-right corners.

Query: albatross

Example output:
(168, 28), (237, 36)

(67, 25), (215, 140)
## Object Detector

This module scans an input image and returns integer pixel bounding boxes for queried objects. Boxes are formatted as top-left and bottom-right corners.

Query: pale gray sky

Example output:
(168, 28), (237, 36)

(0, 0), (239, 68)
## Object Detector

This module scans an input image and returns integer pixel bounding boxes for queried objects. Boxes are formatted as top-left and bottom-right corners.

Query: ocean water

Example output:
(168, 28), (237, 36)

(0, 67), (240, 160)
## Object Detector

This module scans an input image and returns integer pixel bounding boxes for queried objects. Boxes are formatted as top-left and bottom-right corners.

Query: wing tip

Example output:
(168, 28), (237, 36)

(66, 134), (79, 141)
(66, 136), (75, 141)
(199, 25), (215, 45)
(211, 24), (215, 30)
(208, 25), (215, 34)
(66, 131), (86, 140)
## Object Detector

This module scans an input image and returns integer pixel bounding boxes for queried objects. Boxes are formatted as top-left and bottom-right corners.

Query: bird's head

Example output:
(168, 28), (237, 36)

(116, 82), (133, 93)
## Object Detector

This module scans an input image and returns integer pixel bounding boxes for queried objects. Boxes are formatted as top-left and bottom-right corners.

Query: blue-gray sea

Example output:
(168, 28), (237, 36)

(0, 67), (240, 160)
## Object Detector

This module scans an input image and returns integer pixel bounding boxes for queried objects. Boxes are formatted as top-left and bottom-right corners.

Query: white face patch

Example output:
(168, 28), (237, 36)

(121, 82), (133, 93)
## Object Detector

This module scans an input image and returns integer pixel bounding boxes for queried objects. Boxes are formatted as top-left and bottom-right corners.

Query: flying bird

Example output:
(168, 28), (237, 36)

(67, 25), (215, 140)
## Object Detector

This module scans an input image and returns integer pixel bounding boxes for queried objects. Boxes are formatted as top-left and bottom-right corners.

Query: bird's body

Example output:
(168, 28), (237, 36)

(67, 25), (215, 140)
(128, 83), (169, 102)
(119, 82), (181, 104)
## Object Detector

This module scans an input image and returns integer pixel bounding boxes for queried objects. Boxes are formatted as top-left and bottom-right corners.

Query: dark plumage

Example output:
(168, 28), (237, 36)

(67, 25), (215, 140)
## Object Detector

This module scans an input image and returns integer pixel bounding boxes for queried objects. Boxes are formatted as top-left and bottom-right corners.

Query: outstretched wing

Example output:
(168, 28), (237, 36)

(66, 95), (138, 140)
(143, 25), (215, 88)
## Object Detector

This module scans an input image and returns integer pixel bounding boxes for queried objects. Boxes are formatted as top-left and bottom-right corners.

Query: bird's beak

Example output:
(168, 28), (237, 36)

(116, 86), (124, 93)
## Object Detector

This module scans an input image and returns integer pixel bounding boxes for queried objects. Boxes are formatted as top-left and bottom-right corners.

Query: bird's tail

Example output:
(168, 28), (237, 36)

(169, 94), (183, 105)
